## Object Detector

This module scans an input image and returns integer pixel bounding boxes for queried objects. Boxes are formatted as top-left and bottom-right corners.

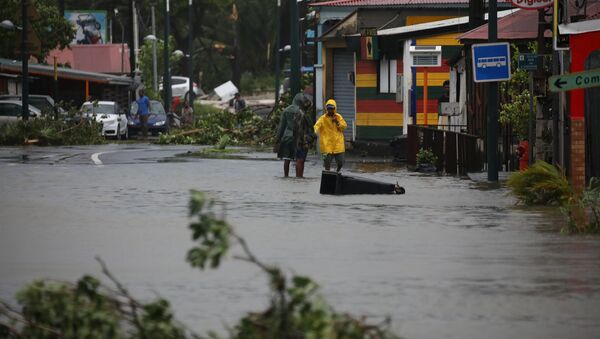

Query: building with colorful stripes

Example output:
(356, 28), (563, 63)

(312, 0), (513, 141)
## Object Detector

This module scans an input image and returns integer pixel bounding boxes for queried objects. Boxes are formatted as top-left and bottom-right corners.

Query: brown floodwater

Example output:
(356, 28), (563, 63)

(1, 145), (599, 339)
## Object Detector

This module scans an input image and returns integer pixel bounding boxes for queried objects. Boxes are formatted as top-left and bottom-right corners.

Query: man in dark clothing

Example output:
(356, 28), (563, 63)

(438, 80), (450, 104)
(229, 92), (246, 113)
(275, 93), (314, 177)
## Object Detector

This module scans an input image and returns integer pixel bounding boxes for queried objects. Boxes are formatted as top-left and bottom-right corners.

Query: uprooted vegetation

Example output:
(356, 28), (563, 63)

(0, 191), (402, 339)
(507, 161), (600, 234)
(157, 94), (290, 147)
(0, 108), (105, 146)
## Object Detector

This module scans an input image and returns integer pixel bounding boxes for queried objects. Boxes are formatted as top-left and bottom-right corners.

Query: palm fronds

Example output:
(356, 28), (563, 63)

(507, 160), (572, 205)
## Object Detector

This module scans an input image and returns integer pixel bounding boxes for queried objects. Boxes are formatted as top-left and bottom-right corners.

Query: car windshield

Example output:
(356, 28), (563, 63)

(130, 101), (166, 116)
(171, 77), (187, 85)
(81, 103), (114, 114)
(29, 98), (52, 111)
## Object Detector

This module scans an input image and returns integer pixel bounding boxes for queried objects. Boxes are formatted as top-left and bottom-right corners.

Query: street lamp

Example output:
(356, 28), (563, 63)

(163, 0), (171, 113)
(114, 8), (125, 74)
(0, 20), (21, 30)
(187, 0), (195, 104)
(144, 34), (158, 93)
(172, 49), (184, 58)
(1, 9), (28, 120)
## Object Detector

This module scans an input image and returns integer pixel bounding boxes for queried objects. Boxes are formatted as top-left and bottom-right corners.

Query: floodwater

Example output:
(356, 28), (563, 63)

(1, 146), (599, 339)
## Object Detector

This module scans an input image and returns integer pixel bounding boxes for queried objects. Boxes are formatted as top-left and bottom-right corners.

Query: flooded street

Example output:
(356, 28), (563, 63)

(1, 145), (599, 339)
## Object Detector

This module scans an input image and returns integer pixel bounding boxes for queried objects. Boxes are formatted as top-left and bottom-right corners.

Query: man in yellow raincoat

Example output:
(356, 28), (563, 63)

(314, 99), (347, 172)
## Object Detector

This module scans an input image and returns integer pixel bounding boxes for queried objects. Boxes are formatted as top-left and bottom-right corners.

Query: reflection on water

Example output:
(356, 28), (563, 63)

(1, 151), (599, 339)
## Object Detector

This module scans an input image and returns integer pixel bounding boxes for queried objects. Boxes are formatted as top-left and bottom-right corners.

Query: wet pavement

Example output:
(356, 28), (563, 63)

(1, 144), (599, 339)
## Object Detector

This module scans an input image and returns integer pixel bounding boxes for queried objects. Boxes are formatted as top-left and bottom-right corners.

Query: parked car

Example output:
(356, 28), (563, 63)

(128, 100), (170, 136)
(80, 101), (128, 139)
(159, 76), (200, 99)
(0, 100), (41, 125)
(0, 94), (64, 115)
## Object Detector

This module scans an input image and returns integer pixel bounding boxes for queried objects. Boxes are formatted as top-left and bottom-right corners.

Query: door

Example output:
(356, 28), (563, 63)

(0, 102), (21, 125)
(585, 50), (600, 182)
(333, 50), (355, 141)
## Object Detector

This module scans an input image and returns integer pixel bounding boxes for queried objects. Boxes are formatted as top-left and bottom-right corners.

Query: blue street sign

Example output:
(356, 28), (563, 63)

(472, 42), (512, 82)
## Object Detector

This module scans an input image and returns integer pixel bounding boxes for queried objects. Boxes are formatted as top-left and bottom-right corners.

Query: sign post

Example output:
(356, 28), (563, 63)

(472, 39), (512, 181)
(472, 42), (511, 83)
(549, 68), (600, 92)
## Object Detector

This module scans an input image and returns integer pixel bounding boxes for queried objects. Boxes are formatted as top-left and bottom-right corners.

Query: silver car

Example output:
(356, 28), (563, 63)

(0, 100), (41, 125)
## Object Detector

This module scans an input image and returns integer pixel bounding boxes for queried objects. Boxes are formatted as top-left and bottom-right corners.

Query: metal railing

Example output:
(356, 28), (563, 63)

(407, 125), (483, 175)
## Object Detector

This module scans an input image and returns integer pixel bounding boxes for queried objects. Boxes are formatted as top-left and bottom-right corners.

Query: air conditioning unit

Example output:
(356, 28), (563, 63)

(409, 45), (441, 67)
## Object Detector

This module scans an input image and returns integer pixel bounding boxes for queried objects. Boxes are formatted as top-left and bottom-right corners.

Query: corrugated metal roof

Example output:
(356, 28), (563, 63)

(458, 9), (552, 41)
(378, 9), (517, 36)
(0, 58), (132, 85)
(311, 0), (512, 7)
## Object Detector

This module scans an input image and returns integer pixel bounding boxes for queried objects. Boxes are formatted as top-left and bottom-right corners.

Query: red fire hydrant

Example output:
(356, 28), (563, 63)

(517, 140), (529, 171)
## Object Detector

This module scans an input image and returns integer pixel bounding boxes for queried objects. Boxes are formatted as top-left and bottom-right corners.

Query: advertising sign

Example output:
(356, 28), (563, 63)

(472, 42), (512, 83)
(511, 0), (553, 10)
(65, 10), (107, 45)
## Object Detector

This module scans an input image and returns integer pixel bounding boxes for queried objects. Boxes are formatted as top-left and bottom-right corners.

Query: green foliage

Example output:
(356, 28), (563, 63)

(499, 44), (532, 139)
(139, 299), (186, 339)
(0, 109), (105, 146)
(215, 134), (231, 150)
(0, 270), (188, 338)
(508, 162), (600, 233)
(138, 36), (183, 101)
(499, 89), (530, 139)
(157, 105), (273, 146)
(0, 0), (74, 61)
(240, 72), (275, 94)
(416, 148), (438, 167)
(13, 276), (121, 339)
(507, 161), (571, 205)
(561, 178), (600, 234)
(194, 103), (223, 116)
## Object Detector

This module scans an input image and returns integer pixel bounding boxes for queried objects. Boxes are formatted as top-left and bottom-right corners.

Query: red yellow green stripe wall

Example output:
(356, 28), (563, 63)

(355, 59), (403, 139)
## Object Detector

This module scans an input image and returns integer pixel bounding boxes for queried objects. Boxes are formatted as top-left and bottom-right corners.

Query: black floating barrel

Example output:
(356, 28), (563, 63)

(319, 171), (405, 195)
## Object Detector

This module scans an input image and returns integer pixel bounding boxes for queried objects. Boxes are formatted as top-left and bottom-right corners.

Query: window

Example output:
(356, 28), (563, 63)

(0, 103), (20, 117)
(379, 56), (397, 94)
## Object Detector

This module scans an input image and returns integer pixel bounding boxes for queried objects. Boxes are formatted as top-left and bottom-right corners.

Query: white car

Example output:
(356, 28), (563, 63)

(0, 100), (41, 125)
(160, 76), (200, 99)
(80, 101), (128, 139)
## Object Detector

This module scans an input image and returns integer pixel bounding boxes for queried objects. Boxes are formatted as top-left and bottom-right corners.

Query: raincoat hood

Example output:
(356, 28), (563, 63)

(292, 93), (305, 107)
(325, 99), (337, 113)
(292, 93), (312, 110)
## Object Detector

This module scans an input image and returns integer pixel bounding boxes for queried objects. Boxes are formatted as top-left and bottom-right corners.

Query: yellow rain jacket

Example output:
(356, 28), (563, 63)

(314, 99), (347, 154)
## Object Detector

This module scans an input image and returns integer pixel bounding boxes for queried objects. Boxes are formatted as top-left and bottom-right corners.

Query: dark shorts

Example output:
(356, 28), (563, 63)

(323, 153), (344, 169)
(295, 148), (308, 160)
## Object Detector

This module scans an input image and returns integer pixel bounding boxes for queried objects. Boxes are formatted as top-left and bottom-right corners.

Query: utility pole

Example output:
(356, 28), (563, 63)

(163, 0), (171, 112)
(129, 0), (135, 75)
(21, 0), (29, 120)
(188, 0), (194, 103)
(231, 2), (240, 88)
(289, 0), (301, 96)
(274, 0), (281, 104)
(487, 0), (498, 181)
(151, 6), (158, 93)
(132, 0), (139, 70)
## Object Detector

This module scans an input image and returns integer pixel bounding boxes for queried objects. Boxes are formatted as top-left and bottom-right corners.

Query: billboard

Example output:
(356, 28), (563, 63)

(65, 10), (107, 45)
